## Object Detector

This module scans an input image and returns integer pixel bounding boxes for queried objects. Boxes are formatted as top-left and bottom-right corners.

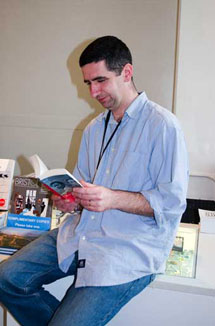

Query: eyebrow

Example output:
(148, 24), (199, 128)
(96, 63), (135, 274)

(84, 76), (108, 84)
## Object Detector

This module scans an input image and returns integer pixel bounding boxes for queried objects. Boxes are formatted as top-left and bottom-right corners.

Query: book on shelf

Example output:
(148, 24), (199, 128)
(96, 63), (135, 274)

(10, 176), (52, 220)
(0, 159), (15, 210)
(0, 217), (45, 255)
(0, 176), (53, 255)
(28, 154), (82, 202)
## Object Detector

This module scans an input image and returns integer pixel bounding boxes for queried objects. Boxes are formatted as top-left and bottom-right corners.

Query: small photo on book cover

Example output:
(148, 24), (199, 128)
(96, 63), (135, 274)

(27, 154), (82, 202)
(41, 174), (80, 197)
(0, 227), (44, 254)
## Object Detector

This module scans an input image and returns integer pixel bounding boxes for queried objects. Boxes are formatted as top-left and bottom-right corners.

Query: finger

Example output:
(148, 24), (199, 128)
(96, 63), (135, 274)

(52, 194), (62, 202)
(80, 199), (96, 210)
(52, 194), (60, 200)
(54, 197), (78, 212)
(72, 190), (99, 201)
(81, 199), (92, 207)
(52, 197), (64, 207)
(73, 187), (96, 195)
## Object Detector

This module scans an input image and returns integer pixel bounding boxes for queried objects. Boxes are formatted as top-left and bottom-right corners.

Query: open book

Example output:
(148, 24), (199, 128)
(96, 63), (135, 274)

(28, 155), (82, 202)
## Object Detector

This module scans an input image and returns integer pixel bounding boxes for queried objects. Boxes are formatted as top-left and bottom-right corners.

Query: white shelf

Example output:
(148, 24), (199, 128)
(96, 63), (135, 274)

(151, 274), (215, 297)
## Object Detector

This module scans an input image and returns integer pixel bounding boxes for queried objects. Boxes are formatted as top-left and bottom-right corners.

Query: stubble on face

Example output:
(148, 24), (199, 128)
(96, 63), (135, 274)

(82, 60), (133, 120)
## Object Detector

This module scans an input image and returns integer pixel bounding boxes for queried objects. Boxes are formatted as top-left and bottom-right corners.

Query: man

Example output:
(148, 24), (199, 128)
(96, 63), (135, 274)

(0, 36), (188, 326)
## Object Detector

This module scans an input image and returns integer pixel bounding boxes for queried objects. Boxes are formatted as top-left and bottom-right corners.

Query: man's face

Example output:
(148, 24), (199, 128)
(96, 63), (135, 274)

(81, 60), (125, 111)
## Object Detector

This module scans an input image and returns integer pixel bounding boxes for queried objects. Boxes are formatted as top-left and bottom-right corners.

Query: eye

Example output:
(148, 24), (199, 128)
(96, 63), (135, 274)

(97, 77), (108, 83)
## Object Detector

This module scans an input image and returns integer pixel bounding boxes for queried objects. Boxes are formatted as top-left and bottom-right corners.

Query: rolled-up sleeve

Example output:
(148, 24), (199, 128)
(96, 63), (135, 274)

(141, 120), (189, 227)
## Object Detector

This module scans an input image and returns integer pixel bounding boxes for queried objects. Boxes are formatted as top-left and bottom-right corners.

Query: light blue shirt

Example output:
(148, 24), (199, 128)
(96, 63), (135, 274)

(57, 92), (189, 287)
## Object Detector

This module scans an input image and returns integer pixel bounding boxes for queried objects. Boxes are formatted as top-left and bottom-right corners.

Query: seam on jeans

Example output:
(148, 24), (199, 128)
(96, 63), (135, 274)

(34, 290), (57, 316)
(0, 266), (59, 295)
(22, 251), (77, 292)
(98, 274), (153, 326)
(99, 280), (138, 326)
(23, 265), (63, 293)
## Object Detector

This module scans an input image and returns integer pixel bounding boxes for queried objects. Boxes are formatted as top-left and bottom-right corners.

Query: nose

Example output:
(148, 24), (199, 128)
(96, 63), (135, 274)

(90, 82), (100, 98)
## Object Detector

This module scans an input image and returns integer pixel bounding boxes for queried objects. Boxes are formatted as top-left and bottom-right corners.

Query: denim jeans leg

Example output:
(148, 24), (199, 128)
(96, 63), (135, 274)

(48, 273), (156, 326)
(0, 228), (78, 326)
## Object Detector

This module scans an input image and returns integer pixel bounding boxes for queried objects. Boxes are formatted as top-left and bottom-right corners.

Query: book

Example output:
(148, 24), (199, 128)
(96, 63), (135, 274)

(10, 176), (52, 221)
(0, 223), (44, 255)
(28, 154), (82, 202)
(0, 159), (15, 210)
(0, 176), (53, 255)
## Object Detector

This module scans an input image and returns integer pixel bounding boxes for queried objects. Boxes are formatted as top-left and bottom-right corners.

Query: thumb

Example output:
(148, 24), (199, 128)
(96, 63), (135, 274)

(80, 180), (95, 188)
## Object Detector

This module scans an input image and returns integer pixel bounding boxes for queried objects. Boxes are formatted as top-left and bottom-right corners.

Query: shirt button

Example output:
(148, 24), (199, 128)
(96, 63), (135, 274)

(82, 236), (86, 240)
(111, 147), (115, 152)
(91, 215), (95, 220)
(106, 169), (110, 174)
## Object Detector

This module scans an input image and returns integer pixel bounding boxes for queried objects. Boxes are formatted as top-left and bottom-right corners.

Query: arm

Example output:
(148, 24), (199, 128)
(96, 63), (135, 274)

(74, 119), (188, 223)
(72, 180), (154, 216)
(140, 121), (189, 227)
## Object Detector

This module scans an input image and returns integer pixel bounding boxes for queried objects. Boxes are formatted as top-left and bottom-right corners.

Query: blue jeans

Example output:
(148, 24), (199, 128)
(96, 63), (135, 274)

(0, 228), (155, 326)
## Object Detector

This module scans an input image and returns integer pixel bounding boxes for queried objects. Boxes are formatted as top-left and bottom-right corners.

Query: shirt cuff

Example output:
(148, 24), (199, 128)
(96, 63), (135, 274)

(141, 189), (163, 226)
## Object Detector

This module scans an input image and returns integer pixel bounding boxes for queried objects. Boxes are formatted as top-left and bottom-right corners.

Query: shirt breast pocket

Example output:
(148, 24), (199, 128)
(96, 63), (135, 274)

(111, 151), (150, 192)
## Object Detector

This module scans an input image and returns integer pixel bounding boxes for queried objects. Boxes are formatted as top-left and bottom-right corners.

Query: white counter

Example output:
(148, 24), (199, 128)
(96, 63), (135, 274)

(1, 230), (215, 326)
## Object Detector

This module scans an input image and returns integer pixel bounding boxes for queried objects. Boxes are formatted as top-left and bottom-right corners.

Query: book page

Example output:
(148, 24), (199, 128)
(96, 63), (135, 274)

(28, 154), (48, 177)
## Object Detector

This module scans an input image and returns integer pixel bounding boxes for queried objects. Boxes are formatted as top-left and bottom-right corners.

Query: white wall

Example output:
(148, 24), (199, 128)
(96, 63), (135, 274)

(0, 0), (177, 175)
(175, 0), (215, 180)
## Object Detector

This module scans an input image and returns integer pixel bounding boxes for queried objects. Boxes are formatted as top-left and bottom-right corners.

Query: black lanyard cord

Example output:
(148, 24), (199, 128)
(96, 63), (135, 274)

(96, 110), (122, 171)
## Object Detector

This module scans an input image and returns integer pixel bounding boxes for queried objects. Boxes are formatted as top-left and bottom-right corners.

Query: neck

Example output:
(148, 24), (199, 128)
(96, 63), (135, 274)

(112, 90), (139, 122)
(114, 115), (123, 123)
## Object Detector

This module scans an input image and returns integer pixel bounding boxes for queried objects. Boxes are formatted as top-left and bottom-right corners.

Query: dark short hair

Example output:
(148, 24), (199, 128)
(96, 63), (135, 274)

(79, 36), (132, 75)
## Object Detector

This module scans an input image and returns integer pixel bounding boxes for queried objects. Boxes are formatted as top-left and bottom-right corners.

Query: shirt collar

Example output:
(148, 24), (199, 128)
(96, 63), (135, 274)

(97, 92), (148, 122)
(125, 92), (148, 119)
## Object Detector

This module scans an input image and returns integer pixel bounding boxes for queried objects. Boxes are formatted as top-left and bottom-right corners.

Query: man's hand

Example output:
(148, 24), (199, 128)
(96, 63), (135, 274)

(72, 180), (114, 212)
(52, 194), (80, 213)
(72, 180), (154, 216)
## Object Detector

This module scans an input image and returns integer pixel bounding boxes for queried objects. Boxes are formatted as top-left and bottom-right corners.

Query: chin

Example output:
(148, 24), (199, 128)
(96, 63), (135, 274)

(100, 102), (111, 109)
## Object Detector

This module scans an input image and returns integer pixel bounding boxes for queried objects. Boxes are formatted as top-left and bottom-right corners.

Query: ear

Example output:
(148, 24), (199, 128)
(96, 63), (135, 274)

(122, 63), (133, 82)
